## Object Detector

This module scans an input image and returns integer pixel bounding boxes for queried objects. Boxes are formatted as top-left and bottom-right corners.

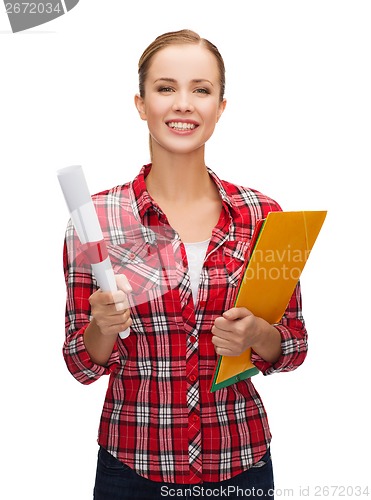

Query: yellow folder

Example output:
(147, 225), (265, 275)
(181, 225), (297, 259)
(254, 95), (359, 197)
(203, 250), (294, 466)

(210, 210), (327, 392)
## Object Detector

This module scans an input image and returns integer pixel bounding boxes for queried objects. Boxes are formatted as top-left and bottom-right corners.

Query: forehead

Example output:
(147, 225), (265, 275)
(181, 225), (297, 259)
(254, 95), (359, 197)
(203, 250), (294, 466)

(147, 44), (220, 82)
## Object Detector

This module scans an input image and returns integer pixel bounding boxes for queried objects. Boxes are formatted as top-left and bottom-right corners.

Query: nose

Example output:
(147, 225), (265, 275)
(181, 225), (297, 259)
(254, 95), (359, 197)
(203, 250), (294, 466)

(172, 91), (194, 113)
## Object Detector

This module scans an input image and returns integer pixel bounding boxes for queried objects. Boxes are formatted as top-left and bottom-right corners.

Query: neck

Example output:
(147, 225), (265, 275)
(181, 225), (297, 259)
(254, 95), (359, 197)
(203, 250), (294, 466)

(146, 148), (213, 203)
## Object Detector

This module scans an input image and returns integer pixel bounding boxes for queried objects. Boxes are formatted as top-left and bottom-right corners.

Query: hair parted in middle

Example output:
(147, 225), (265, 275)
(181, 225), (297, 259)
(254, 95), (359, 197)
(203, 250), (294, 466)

(138, 29), (226, 102)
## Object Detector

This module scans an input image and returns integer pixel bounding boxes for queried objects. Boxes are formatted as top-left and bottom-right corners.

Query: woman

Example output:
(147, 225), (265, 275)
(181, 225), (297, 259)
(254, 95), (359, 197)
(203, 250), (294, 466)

(63, 29), (307, 499)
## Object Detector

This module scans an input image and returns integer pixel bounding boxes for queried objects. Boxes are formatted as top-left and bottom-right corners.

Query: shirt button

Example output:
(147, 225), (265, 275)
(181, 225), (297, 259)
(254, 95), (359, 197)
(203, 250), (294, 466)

(128, 252), (136, 260)
(199, 300), (206, 308)
(191, 415), (199, 423)
(189, 336), (197, 344)
(189, 374), (197, 383)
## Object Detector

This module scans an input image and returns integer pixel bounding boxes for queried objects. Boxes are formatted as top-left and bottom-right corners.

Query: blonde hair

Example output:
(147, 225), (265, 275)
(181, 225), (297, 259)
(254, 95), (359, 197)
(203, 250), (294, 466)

(138, 29), (226, 102)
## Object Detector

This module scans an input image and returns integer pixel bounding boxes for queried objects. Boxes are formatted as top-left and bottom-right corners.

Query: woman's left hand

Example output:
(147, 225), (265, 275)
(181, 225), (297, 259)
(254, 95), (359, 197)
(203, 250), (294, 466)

(211, 307), (262, 356)
(211, 307), (282, 362)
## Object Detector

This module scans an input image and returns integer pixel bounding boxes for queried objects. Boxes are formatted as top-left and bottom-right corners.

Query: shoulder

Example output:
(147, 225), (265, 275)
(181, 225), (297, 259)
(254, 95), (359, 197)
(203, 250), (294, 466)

(91, 181), (131, 206)
(219, 177), (282, 216)
(90, 165), (147, 208)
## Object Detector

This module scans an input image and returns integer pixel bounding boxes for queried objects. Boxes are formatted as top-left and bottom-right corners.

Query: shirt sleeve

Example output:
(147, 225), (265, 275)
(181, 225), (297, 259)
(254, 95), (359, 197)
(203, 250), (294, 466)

(250, 282), (308, 375)
(62, 221), (120, 385)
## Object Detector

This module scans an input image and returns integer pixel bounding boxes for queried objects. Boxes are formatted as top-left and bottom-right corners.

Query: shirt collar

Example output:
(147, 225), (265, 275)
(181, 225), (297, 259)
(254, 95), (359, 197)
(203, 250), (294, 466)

(206, 167), (237, 210)
(130, 164), (156, 222)
(130, 163), (238, 222)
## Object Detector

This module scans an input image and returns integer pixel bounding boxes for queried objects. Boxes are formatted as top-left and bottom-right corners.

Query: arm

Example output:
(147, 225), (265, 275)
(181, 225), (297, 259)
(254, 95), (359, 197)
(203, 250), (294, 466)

(62, 223), (131, 384)
(211, 282), (307, 374)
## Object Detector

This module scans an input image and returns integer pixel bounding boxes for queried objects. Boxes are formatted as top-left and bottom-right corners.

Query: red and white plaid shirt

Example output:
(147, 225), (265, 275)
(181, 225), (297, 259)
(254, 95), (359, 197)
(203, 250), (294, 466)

(63, 164), (307, 484)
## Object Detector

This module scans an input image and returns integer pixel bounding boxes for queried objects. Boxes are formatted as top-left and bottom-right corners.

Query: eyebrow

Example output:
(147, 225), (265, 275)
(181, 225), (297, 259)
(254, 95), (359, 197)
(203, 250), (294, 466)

(153, 77), (214, 86)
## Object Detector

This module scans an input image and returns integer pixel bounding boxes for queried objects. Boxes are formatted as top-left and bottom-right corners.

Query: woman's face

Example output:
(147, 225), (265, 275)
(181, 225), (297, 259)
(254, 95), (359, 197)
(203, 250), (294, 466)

(135, 44), (226, 157)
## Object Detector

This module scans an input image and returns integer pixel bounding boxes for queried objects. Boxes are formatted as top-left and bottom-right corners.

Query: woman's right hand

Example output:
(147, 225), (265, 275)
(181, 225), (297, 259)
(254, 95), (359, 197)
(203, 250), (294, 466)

(84, 275), (132, 366)
(89, 274), (132, 337)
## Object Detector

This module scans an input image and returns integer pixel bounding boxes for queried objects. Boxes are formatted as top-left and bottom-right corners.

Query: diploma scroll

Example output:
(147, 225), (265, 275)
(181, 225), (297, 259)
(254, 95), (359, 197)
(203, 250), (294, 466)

(57, 165), (130, 339)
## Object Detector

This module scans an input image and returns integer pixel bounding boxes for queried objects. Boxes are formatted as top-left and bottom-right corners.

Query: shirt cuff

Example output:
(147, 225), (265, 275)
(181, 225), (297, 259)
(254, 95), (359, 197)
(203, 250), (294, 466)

(251, 323), (308, 376)
(63, 325), (120, 385)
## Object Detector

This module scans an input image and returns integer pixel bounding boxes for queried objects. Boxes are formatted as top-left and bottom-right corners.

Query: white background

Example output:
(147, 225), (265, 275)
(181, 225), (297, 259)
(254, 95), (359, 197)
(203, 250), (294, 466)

(1, 1), (370, 499)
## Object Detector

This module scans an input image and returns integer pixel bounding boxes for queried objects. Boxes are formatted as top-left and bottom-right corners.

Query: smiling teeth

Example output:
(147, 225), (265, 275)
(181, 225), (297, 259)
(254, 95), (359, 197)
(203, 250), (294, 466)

(168, 122), (196, 130)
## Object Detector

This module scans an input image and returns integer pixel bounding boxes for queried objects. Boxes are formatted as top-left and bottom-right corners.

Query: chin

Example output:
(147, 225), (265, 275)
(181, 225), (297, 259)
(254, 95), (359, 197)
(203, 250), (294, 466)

(154, 139), (205, 156)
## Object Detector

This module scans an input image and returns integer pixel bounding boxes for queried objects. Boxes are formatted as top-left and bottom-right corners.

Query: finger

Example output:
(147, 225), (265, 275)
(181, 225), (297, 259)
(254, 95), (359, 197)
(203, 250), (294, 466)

(101, 285), (130, 310)
(215, 346), (235, 356)
(90, 293), (129, 317)
(89, 289), (117, 306)
(213, 316), (233, 333)
(93, 290), (128, 310)
(116, 274), (133, 294)
(211, 324), (232, 340)
(112, 290), (130, 311)
(211, 334), (230, 349)
(212, 336), (235, 356)
(99, 315), (132, 337)
(97, 307), (131, 327)
(114, 275), (131, 311)
(222, 307), (252, 321)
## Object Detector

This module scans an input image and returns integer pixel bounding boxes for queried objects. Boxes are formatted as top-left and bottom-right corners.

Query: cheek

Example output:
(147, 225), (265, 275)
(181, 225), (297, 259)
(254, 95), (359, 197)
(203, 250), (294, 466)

(147, 97), (170, 116)
(201, 101), (223, 122)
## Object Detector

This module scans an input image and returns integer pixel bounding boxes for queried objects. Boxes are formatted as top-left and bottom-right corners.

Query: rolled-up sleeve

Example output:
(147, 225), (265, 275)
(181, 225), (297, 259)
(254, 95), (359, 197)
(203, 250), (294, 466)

(62, 222), (119, 385)
(251, 282), (308, 375)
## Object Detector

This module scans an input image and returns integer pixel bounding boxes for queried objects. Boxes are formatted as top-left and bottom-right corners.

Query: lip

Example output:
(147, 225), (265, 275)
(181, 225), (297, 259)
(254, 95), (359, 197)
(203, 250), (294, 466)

(165, 119), (200, 135)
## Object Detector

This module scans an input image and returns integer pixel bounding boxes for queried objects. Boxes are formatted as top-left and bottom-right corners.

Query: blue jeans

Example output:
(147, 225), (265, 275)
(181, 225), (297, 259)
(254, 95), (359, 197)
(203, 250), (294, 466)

(93, 446), (274, 499)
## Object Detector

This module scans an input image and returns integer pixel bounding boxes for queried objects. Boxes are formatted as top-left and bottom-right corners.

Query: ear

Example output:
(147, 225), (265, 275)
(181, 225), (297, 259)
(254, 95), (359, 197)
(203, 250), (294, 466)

(134, 94), (147, 120)
(216, 98), (227, 122)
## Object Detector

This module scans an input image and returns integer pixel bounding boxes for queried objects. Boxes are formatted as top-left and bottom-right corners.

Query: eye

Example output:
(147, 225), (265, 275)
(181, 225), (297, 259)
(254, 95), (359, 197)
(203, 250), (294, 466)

(194, 88), (210, 95)
(158, 86), (174, 93)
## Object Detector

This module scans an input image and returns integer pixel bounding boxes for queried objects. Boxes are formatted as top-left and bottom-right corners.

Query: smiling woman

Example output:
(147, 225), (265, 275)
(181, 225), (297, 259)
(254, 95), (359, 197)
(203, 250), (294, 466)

(135, 43), (226, 160)
(62, 28), (308, 500)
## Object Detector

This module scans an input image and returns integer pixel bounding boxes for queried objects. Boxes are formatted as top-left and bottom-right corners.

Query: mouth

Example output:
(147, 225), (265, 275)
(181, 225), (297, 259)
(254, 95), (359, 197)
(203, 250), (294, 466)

(166, 121), (199, 132)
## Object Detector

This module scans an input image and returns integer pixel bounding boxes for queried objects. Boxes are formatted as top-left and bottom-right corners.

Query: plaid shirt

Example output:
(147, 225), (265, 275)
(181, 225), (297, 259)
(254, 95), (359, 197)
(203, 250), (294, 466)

(63, 164), (307, 484)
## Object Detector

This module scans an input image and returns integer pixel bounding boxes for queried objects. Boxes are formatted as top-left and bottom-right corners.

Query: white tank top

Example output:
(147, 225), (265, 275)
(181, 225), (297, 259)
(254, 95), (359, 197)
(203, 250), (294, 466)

(183, 239), (210, 305)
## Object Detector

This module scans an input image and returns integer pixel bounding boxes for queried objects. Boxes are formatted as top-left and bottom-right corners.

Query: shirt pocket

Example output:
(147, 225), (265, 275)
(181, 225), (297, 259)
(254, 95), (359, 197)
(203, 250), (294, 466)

(107, 241), (161, 295)
(222, 240), (251, 287)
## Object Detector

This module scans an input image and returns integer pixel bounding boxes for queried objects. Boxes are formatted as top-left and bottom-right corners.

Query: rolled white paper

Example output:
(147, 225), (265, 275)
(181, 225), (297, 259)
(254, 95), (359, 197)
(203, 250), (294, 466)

(57, 165), (130, 339)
